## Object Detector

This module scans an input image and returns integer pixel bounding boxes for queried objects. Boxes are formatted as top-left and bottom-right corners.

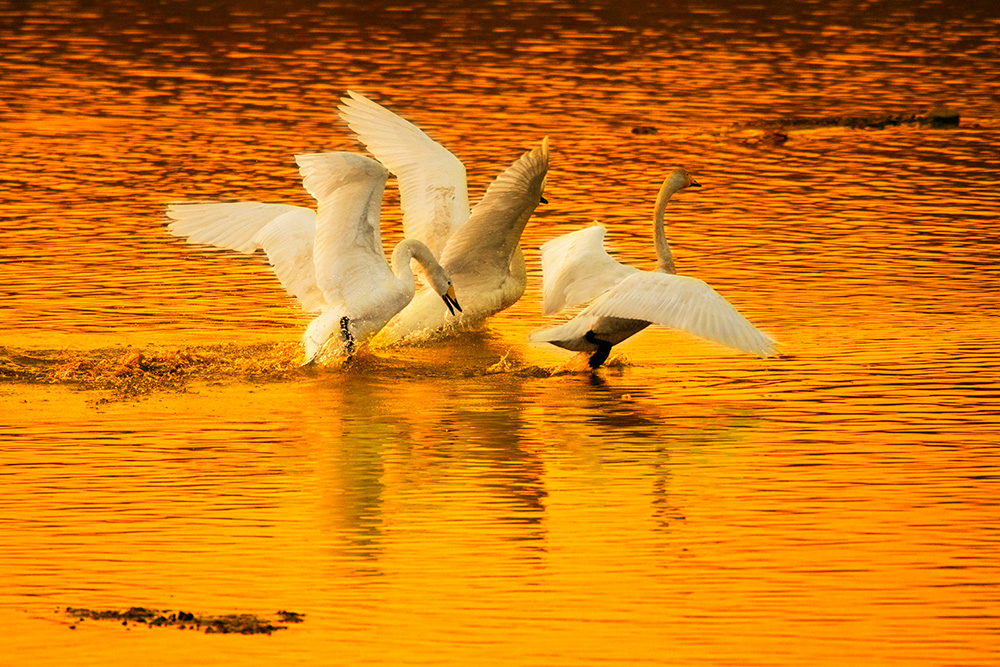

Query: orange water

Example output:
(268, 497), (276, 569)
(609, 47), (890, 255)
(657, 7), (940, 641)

(2, 1), (999, 665)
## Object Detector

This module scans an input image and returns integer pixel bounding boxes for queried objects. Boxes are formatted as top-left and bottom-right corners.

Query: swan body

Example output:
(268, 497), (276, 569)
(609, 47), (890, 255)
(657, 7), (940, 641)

(166, 152), (460, 363)
(338, 91), (548, 342)
(531, 168), (776, 368)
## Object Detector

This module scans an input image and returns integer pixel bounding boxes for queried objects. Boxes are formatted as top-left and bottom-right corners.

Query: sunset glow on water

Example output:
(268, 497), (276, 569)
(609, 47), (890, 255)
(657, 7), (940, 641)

(2, 1), (998, 665)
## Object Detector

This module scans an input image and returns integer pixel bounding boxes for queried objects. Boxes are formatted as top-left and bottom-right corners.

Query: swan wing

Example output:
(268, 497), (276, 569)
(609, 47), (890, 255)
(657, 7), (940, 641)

(167, 202), (325, 312)
(338, 91), (469, 257)
(540, 225), (639, 315)
(529, 314), (601, 348)
(295, 152), (395, 313)
(582, 272), (778, 357)
(166, 202), (310, 254)
(439, 138), (549, 287)
(250, 211), (326, 313)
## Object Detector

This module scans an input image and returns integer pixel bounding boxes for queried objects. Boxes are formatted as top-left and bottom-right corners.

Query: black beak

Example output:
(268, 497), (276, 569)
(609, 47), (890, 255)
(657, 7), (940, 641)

(690, 179), (701, 187)
(442, 292), (462, 316)
(539, 195), (548, 204)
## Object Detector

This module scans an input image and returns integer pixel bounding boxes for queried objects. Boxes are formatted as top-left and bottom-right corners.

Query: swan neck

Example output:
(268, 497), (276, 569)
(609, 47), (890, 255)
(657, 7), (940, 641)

(391, 239), (438, 290)
(653, 179), (679, 274)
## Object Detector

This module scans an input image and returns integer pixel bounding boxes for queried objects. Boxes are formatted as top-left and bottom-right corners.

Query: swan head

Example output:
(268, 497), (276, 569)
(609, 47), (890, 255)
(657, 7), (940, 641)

(664, 168), (701, 192)
(427, 267), (463, 316)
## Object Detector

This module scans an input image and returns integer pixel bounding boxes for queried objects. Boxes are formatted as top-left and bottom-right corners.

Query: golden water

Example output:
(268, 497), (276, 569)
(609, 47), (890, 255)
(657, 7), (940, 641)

(1, 0), (999, 665)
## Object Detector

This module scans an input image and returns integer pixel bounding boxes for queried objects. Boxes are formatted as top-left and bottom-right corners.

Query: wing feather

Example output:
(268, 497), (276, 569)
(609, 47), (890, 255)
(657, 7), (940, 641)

(250, 212), (326, 313)
(167, 201), (325, 311)
(528, 314), (599, 348)
(166, 202), (309, 254)
(582, 272), (778, 357)
(439, 138), (549, 285)
(338, 91), (469, 257)
(295, 152), (395, 313)
(539, 225), (639, 315)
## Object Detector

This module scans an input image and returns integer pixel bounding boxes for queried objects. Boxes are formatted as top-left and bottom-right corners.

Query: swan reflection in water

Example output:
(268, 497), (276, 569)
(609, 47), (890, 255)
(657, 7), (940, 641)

(299, 335), (548, 568)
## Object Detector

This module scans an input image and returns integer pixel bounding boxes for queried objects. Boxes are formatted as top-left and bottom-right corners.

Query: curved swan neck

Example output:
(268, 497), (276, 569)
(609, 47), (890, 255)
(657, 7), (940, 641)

(653, 178), (682, 274)
(391, 238), (440, 289)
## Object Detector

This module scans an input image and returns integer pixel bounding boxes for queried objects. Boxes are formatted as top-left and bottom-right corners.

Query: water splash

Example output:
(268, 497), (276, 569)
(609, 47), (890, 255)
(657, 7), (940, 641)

(0, 343), (303, 397)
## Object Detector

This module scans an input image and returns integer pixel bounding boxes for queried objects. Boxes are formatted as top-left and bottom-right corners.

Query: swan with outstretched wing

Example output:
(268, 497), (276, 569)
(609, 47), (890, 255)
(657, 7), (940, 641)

(531, 168), (776, 368)
(338, 91), (548, 343)
(166, 152), (461, 363)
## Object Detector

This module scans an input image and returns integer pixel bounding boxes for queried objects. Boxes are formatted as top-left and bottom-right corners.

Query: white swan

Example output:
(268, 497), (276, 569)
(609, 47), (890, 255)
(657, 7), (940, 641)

(166, 152), (461, 364)
(530, 168), (777, 368)
(337, 91), (548, 342)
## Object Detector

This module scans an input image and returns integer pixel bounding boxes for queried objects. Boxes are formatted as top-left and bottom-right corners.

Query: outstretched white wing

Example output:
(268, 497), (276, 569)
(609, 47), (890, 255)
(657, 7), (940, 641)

(295, 152), (394, 315)
(540, 225), (639, 315)
(338, 91), (469, 257)
(167, 202), (325, 312)
(166, 202), (309, 254)
(582, 272), (778, 357)
(439, 138), (549, 289)
(250, 211), (325, 313)
(528, 314), (608, 350)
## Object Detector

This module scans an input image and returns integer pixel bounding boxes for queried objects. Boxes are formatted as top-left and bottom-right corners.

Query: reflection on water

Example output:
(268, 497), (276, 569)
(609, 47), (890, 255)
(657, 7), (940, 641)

(2, 0), (1000, 665)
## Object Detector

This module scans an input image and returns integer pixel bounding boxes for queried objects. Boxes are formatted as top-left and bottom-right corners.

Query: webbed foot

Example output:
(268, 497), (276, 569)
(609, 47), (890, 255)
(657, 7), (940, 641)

(584, 330), (613, 369)
(340, 316), (355, 357)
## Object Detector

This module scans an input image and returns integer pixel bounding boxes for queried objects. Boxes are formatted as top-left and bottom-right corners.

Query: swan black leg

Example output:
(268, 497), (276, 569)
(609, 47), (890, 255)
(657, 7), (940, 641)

(584, 330), (613, 369)
(340, 316), (355, 357)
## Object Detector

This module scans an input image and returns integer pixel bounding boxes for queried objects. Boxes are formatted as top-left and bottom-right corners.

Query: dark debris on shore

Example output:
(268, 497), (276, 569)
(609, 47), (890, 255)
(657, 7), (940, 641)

(730, 106), (960, 131)
(629, 107), (963, 147)
(719, 107), (962, 149)
(62, 606), (305, 635)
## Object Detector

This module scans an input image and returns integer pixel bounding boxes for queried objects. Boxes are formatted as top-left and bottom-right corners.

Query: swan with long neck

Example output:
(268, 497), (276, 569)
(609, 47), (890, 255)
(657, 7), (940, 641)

(299, 234), (460, 362)
(653, 170), (687, 273)
(166, 152), (461, 364)
(531, 168), (776, 368)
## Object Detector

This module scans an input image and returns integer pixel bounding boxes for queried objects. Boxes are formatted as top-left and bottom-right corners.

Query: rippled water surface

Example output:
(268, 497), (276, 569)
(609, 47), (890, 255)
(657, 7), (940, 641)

(2, 0), (999, 665)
